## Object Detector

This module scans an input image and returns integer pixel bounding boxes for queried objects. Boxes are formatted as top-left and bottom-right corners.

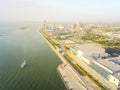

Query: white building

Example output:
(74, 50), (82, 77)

(70, 43), (120, 88)
(71, 43), (105, 64)
(93, 58), (120, 87)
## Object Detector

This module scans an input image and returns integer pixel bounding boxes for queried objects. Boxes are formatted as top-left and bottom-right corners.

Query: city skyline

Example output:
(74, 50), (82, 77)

(0, 0), (120, 22)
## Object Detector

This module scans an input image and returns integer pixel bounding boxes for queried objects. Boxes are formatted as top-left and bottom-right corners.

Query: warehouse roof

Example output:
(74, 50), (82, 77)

(75, 43), (105, 56)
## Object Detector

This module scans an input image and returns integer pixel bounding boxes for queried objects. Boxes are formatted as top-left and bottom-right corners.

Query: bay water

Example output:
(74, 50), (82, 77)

(0, 22), (66, 90)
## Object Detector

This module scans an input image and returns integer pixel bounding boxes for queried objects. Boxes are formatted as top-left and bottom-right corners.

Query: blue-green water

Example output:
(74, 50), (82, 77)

(0, 23), (66, 90)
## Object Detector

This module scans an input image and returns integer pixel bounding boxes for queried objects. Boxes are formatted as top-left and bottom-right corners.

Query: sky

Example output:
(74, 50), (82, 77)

(0, 0), (120, 22)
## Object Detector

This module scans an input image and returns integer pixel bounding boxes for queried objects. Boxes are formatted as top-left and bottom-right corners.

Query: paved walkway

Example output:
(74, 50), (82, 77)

(39, 31), (100, 90)
(58, 64), (87, 90)
(77, 59), (117, 90)
(67, 51), (118, 90)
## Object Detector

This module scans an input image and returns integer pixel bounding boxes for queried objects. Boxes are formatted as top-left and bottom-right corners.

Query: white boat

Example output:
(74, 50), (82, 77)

(21, 60), (26, 68)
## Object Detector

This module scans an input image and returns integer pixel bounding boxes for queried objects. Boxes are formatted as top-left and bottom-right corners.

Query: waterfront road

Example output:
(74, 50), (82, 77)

(39, 31), (100, 90)
(58, 64), (87, 90)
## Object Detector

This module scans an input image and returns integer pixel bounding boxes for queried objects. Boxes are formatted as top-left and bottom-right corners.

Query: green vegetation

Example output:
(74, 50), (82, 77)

(39, 27), (45, 33)
(81, 33), (120, 48)
(63, 52), (106, 90)
(40, 28), (57, 47)
(64, 53), (73, 61)
(59, 32), (68, 35)
(75, 64), (106, 90)
(40, 28), (108, 90)
(64, 45), (70, 50)
(81, 33), (108, 42)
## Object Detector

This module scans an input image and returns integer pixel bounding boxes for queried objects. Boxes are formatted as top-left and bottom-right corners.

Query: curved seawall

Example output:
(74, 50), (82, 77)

(0, 23), (66, 90)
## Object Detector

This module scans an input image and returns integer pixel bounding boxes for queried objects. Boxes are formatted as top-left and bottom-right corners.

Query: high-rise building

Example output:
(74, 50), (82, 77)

(76, 22), (80, 30)
(43, 20), (46, 28)
(73, 22), (80, 30)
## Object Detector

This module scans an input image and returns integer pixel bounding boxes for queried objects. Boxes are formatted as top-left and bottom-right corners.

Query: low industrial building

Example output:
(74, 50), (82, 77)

(69, 43), (120, 88)
(70, 43), (105, 64)
(91, 58), (120, 87)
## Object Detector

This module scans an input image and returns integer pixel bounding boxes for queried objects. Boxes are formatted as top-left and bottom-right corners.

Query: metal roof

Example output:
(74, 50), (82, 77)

(75, 43), (105, 56)
(95, 57), (120, 79)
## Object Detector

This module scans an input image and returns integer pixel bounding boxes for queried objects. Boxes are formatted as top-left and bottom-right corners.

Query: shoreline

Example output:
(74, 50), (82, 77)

(38, 30), (117, 90)
(39, 31), (77, 90)
(39, 31), (66, 63)
(57, 65), (69, 90)
(39, 31), (94, 90)
(39, 30), (101, 90)
(39, 31), (69, 89)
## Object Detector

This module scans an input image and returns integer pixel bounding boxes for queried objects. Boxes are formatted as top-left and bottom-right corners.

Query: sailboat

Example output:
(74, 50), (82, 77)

(21, 60), (26, 69)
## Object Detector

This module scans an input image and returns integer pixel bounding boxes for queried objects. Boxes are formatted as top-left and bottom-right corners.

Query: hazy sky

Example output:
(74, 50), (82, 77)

(0, 0), (120, 22)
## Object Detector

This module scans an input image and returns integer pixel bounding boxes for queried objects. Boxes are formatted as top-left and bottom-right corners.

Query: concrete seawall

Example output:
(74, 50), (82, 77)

(39, 31), (85, 90)
(39, 31), (100, 90)
(57, 65), (69, 90)
(39, 31), (66, 63)
(57, 64), (88, 90)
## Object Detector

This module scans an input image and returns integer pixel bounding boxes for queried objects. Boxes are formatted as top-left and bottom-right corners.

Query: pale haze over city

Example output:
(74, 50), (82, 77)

(0, 0), (120, 90)
(0, 0), (120, 22)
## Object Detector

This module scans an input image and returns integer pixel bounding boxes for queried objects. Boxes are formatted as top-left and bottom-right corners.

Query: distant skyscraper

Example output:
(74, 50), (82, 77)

(43, 21), (54, 32)
(43, 20), (46, 28)
(73, 22), (80, 30)
(75, 22), (80, 30)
